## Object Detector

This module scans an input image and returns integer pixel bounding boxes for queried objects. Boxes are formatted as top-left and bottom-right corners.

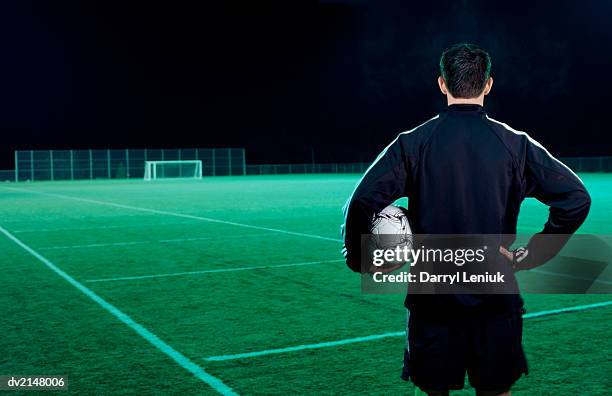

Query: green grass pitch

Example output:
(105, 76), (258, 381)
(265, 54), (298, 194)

(0, 174), (611, 395)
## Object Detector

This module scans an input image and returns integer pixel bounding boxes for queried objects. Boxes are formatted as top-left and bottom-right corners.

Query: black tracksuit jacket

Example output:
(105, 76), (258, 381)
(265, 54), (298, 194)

(342, 103), (591, 314)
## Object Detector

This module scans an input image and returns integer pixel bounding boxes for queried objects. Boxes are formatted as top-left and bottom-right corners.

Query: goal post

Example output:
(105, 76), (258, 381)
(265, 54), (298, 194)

(144, 160), (203, 181)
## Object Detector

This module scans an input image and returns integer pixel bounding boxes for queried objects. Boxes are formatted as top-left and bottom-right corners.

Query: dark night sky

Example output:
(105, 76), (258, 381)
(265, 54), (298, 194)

(0, 0), (611, 169)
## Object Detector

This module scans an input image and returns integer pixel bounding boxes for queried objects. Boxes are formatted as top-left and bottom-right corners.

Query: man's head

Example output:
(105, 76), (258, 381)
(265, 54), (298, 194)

(438, 43), (493, 103)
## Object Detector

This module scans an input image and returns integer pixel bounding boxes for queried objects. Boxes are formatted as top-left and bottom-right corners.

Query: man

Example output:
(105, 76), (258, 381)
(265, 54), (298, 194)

(341, 43), (591, 395)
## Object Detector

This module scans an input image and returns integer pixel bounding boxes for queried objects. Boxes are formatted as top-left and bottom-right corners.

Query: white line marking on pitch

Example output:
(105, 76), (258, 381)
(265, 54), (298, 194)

(157, 232), (277, 243)
(4, 187), (342, 243)
(207, 332), (406, 362)
(38, 232), (277, 251)
(12, 220), (200, 233)
(85, 259), (345, 283)
(522, 300), (612, 318)
(40, 241), (150, 250)
(203, 300), (612, 362)
(0, 225), (237, 396)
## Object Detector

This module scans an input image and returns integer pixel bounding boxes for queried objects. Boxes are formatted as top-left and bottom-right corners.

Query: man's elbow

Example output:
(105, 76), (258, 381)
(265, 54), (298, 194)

(570, 188), (591, 230)
(577, 187), (591, 217)
(546, 188), (591, 234)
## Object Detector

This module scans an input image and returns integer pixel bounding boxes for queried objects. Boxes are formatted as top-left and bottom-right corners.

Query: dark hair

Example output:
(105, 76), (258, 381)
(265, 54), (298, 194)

(439, 43), (491, 98)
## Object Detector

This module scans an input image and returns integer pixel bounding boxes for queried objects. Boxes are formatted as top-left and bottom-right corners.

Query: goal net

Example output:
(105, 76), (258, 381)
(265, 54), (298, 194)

(144, 160), (203, 181)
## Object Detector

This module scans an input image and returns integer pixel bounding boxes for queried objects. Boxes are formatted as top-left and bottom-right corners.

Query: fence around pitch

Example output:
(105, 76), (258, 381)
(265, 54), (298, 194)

(11, 148), (245, 182)
(0, 170), (14, 182)
(1, 156), (611, 182)
(245, 157), (612, 176)
(560, 157), (612, 173)
(245, 163), (370, 175)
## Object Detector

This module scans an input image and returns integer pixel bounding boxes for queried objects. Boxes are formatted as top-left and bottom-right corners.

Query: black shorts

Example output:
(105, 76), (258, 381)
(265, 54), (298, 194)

(401, 308), (528, 392)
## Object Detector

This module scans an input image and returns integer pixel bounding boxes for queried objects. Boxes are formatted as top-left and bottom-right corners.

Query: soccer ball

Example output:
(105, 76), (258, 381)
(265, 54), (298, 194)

(370, 204), (413, 252)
